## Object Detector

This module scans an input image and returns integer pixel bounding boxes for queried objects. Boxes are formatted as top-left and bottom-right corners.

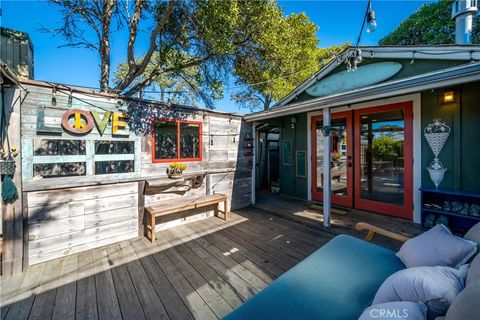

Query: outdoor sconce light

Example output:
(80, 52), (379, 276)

(443, 90), (455, 103)
(366, 1), (377, 33)
(51, 86), (57, 106)
(291, 116), (297, 129)
(345, 0), (377, 72)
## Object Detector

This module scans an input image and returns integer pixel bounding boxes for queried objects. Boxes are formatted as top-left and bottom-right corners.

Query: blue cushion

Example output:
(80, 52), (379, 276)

(224, 235), (405, 320)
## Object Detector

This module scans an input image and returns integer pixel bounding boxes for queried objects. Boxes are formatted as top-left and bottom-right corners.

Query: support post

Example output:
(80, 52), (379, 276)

(322, 108), (331, 227)
(251, 123), (256, 205)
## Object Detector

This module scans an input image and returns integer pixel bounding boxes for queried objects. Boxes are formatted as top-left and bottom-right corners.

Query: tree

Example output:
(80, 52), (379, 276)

(47, 0), (284, 103)
(232, 11), (348, 111)
(379, 0), (480, 45)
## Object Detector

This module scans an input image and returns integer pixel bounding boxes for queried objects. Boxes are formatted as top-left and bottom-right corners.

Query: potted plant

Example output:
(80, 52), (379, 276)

(166, 162), (187, 179)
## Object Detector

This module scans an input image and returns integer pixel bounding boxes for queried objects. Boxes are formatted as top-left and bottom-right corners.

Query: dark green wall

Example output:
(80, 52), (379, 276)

(268, 113), (308, 199)
(421, 81), (480, 192)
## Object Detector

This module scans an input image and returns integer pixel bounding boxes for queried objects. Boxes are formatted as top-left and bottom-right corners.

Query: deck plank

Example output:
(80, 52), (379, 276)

(106, 244), (146, 320)
(181, 224), (269, 291)
(28, 258), (64, 320)
(162, 242), (234, 318)
(0, 204), (420, 320)
(186, 219), (276, 283)
(197, 218), (283, 279)
(92, 248), (122, 320)
(4, 263), (46, 320)
(76, 250), (98, 320)
(167, 227), (257, 301)
(119, 241), (170, 320)
(150, 245), (218, 320)
(162, 235), (244, 309)
(52, 253), (78, 320)
(130, 238), (195, 320)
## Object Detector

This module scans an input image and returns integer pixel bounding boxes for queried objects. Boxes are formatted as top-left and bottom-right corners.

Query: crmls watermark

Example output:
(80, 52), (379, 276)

(369, 308), (409, 319)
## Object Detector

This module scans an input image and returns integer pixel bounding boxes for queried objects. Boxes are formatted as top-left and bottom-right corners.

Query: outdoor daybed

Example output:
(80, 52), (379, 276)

(224, 222), (480, 320)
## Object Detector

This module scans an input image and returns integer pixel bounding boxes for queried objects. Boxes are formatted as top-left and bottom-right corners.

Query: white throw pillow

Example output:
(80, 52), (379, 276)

(396, 224), (477, 268)
(358, 302), (427, 320)
(372, 265), (469, 315)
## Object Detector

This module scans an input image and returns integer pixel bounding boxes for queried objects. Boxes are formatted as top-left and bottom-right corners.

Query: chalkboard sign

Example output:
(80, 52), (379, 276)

(282, 140), (292, 165)
(296, 151), (306, 177)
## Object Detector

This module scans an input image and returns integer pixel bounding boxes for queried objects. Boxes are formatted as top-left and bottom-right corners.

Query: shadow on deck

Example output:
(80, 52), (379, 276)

(1, 199), (420, 320)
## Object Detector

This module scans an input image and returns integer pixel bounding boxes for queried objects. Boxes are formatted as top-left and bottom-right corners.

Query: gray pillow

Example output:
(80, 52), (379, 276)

(466, 253), (480, 286)
(358, 302), (427, 320)
(396, 224), (477, 268)
(445, 283), (480, 320)
(464, 221), (480, 248)
(372, 265), (469, 315)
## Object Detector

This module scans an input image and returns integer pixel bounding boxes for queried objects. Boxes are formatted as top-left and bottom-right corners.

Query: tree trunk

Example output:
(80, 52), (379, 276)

(99, 0), (115, 92)
(263, 95), (272, 110)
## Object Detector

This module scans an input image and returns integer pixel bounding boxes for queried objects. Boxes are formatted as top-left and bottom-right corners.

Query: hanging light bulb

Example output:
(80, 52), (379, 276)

(366, 3), (377, 33)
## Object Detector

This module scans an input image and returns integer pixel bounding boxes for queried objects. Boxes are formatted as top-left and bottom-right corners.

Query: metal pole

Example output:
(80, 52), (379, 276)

(251, 123), (256, 205)
(323, 107), (331, 227)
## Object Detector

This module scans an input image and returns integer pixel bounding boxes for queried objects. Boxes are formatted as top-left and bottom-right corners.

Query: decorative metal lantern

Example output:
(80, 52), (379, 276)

(424, 119), (450, 188)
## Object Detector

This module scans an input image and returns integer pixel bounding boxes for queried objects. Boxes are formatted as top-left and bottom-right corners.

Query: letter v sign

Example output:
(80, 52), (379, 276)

(91, 111), (112, 136)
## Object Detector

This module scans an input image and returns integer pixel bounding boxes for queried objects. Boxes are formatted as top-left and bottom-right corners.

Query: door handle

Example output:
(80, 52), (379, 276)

(347, 162), (353, 167)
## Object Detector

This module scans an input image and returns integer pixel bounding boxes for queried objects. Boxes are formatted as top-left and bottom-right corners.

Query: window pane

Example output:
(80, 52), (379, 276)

(154, 121), (178, 159)
(180, 123), (200, 159)
(95, 160), (135, 174)
(34, 162), (86, 178)
(360, 110), (405, 205)
(315, 118), (349, 197)
(34, 139), (85, 156)
(95, 141), (134, 154)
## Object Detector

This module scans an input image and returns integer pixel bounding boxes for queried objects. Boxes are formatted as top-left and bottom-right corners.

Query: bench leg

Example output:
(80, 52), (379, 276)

(145, 212), (156, 242)
(214, 204), (219, 219)
(223, 198), (228, 220)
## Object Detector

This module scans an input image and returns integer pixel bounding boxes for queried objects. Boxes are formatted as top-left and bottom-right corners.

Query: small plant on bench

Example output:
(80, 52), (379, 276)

(166, 162), (187, 179)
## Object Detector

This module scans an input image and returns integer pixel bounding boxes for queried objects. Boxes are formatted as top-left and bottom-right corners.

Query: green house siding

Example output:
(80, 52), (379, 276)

(421, 81), (480, 192)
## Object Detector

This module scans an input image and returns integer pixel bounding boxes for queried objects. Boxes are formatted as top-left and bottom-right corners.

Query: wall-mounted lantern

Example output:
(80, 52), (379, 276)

(291, 116), (297, 129)
(443, 90), (455, 103)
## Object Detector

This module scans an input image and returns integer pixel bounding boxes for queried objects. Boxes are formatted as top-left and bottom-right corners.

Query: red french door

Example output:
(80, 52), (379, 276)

(312, 111), (353, 208)
(354, 102), (413, 220)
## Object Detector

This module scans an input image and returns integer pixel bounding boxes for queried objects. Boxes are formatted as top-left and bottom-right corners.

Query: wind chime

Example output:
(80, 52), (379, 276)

(424, 119), (451, 188)
(0, 98), (19, 203)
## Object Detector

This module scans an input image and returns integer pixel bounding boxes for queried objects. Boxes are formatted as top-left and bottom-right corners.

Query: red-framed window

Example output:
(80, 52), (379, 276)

(152, 119), (202, 163)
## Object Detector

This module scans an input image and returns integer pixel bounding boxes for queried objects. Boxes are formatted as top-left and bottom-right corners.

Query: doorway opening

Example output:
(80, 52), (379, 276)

(256, 124), (280, 194)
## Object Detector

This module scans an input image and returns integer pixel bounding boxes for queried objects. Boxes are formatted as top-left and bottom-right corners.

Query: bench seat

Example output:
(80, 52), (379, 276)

(224, 235), (405, 320)
(145, 194), (228, 242)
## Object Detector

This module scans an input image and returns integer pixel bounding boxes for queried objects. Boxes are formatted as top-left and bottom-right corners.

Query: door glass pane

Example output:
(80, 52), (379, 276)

(360, 110), (405, 205)
(316, 118), (349, 196)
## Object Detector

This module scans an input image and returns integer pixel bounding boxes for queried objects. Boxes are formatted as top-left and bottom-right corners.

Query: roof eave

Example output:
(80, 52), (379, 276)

(244, 63), (480, 121)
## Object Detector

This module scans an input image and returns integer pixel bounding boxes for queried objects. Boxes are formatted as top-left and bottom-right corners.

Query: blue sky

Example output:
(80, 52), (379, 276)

(1, 0), (434, 114)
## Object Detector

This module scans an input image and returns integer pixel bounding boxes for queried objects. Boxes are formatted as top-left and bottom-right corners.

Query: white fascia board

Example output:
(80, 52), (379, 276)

(244, 63), (480, 121)
(273, 46), (480, 109)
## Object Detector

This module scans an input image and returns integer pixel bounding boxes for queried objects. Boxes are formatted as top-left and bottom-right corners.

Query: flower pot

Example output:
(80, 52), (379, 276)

(168, 173), (183, 179)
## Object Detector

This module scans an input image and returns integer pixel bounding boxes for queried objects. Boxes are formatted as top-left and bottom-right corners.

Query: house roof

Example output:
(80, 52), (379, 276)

(244, 45), (480, 121)
(244, 61), (480, 121)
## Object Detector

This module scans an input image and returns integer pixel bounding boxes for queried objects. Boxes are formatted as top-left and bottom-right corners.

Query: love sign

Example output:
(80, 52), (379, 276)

(36, 104), (129, 137)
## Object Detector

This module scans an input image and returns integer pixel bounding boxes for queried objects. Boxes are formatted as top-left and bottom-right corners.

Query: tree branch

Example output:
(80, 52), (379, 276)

(114, 0), (175, 92)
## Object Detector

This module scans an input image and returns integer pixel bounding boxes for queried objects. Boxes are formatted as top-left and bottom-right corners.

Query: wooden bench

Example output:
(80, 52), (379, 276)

(145, 194), (228, 242)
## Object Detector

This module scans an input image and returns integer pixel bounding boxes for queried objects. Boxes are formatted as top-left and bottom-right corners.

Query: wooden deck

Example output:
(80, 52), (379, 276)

(1, 202), (420, 320)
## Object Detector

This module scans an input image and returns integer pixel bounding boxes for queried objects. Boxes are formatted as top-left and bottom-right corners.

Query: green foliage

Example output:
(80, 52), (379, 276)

(380, 0), (480, 45)
(372, 136), (402, 161)
(232, 9), (349, 111)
